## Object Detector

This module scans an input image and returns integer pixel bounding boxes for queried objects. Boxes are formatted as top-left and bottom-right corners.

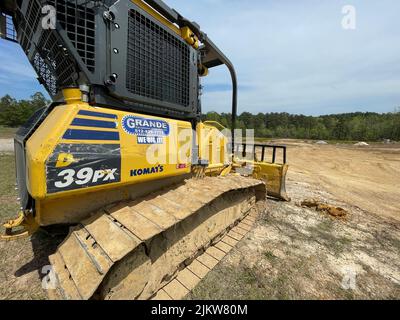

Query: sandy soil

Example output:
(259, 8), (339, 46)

(190, 182), (400, 299)
(0, 139), (13, 153)
(281, 140), (400, 221)
(190, 143), (400, 299)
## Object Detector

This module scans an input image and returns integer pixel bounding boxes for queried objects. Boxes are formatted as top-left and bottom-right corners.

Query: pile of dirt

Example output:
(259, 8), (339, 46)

(354, 142), (369, 146)
(300, 199), (348, 219)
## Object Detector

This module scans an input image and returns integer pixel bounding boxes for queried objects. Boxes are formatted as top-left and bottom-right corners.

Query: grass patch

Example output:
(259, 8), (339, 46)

(263, 250), (277, 261)
(0, 154), (18, 225)
(241, 266), (259, 285)
(307, 221), (352, 255)
(0, 126), (17, 139)
(188, 264), (272, 300)
(0, 154), (64, 300)
(317, 219), (334, 232)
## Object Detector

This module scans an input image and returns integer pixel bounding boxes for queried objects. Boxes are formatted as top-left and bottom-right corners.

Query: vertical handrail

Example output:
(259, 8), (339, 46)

(272, 148), (276, 163)
(283, 147), (287, 164)
(235, 143), (287, 164)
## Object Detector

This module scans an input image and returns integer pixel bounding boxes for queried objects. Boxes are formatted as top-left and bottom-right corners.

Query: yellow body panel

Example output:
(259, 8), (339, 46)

(26, 102), (193, 225)
(17, 101), (289, 229)
(196, 122), (228, 174)
(26, 106), (77, 198)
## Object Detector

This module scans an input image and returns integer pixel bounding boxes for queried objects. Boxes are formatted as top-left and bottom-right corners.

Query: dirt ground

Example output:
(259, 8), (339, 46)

(0, 139), (14, 153)
(283, 140), (400, 221)
(0, 140), (399, 299)
(0, 127), (17, 140)
(188, 141), (400, 299)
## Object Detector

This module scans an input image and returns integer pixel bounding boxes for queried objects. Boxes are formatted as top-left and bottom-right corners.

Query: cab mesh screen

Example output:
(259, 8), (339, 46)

(126, 9), (190, 107)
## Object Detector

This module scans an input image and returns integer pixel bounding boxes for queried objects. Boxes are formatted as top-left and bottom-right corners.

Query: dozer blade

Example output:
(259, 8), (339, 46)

(255, 162), (290, 201)
(234, 144), (290, 201)
(48, 175), (266, 300)
(235, 161), (290, 202)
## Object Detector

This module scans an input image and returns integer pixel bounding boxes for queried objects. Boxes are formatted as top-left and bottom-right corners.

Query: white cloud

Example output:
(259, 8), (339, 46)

(1, 0), (400, 114)
(169, 0), (400, 115)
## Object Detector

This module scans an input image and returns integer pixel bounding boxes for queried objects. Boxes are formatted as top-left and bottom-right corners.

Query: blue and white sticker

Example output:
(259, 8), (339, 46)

(122, 115), (170, 144)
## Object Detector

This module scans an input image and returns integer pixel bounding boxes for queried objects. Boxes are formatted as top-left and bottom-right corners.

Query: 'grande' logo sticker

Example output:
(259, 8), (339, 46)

(122, 115), (170, 144)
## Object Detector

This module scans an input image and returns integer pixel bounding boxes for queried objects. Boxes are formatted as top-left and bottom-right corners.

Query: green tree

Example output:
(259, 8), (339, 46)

(0, 92), (49, 127)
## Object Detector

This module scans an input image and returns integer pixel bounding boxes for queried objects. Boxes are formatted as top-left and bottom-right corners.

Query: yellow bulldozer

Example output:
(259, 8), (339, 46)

(0, 0), (289, 299)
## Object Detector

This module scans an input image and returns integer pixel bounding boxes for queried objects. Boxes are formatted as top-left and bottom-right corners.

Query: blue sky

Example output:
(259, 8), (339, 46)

(1, 0), (400, 115)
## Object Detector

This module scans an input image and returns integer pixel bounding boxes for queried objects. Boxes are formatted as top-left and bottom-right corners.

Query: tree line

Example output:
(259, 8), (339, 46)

(1, 93), (399, 141)
(203, 110), (400, 141)
(0, 93), (50, 127)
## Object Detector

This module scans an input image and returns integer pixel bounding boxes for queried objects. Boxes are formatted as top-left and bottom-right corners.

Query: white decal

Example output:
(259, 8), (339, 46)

(54, 167), (117, 188)
(54, 169), (75, 188)
(104, 168), (117, 181)
(75, 167), (94, 185)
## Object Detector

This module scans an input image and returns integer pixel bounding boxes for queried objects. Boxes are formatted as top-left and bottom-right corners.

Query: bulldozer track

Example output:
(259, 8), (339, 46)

(151, 208), (259, 300)
(48, 175), (266, 300)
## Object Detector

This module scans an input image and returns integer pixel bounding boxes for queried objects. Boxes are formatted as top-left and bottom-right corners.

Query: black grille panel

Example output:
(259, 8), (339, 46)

(17, 0), (41, 51)
(11, 0), (96, 96)
(6, 0), (199, 117)
(47, 0), (96, 72)
(126, 9), (190, 107)
(33, 31), (77, 95)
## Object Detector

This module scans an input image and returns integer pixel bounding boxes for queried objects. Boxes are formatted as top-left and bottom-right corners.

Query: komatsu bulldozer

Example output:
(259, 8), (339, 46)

(0, 0), (289, 300)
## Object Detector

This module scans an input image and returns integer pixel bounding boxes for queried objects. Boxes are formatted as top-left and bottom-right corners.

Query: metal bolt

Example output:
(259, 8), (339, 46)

(114, 23), (120, 29)
(103, 11), (115, 22)
(105, 73), (118, 86)
(80, 84), (90, 93)
(80, 84), (90, 103)
(113, 48), (119, 54)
